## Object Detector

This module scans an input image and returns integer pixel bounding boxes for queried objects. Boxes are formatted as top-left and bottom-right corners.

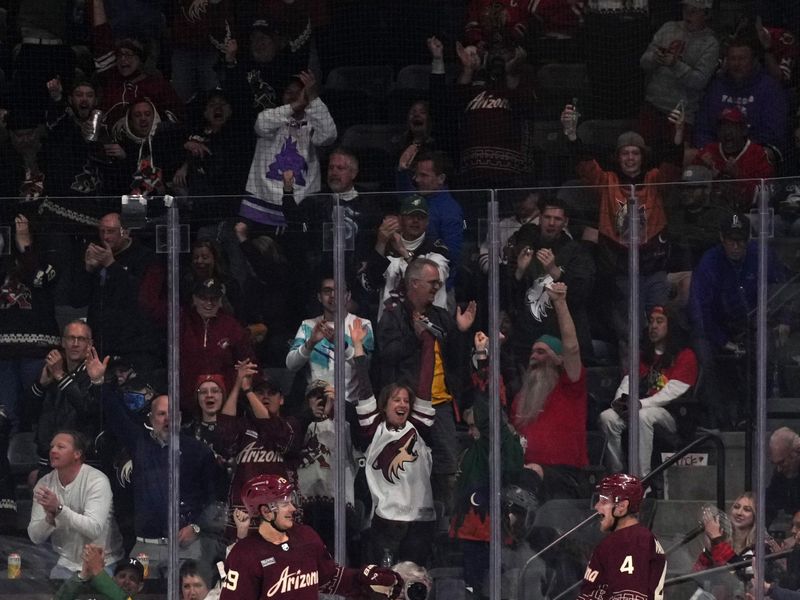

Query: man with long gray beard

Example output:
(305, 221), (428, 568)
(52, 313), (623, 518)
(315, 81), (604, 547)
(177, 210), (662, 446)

(510, 282), (589, 499)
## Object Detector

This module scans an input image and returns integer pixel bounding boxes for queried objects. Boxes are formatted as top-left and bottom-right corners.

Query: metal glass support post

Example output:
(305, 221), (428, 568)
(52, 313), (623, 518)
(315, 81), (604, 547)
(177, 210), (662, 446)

(487, 193), (502, 600)
(754, 181), (769, 600)
(332, 202), (347, 564)
(627, 185), (641, 476)
(166, 199), (181, 597)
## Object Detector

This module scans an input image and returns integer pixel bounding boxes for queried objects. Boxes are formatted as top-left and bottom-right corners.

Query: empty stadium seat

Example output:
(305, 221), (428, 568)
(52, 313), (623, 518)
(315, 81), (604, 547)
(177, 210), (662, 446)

(322, 65), (395, 130)
(325, 65), (395, 96)
(529, 120), (573, 185)
(8, 432), (37, 476)
(535, 63), (590, 119)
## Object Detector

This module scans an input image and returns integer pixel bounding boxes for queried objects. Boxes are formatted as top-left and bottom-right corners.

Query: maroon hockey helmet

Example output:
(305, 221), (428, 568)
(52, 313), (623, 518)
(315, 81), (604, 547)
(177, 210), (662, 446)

(241, 474), (296, 517)
(595, 473), (644, 513)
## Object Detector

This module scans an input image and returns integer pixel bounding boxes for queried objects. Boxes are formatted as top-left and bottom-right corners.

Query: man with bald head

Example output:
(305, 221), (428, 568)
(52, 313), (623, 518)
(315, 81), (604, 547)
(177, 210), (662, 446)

(70, 212), (163, 372)
(98, 344), (217, 578)
(767, 427), (800, 525)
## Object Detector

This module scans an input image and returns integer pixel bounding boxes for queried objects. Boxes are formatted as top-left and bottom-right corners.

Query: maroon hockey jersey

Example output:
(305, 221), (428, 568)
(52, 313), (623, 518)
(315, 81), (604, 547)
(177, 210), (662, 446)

(577, 523), (666, 600)
(219, 524), (363, 600)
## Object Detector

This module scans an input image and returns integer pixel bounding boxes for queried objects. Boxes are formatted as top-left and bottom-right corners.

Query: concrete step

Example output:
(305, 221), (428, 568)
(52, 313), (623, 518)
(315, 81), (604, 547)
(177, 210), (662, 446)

(661, 432), (745, 502)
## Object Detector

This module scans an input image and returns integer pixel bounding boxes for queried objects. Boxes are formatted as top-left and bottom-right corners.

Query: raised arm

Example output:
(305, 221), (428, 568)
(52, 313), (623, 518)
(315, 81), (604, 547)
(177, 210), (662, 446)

(456, 42), (478, 85)
(348, 317), (374, 401)
(547, 283), (581, 382)
(91, 0), (107, 26)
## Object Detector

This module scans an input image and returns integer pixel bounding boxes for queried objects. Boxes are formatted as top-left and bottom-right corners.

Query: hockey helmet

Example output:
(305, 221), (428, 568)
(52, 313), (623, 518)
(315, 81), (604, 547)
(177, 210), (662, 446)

(241, 474), (296, 517)
(595, 473), (644, 513)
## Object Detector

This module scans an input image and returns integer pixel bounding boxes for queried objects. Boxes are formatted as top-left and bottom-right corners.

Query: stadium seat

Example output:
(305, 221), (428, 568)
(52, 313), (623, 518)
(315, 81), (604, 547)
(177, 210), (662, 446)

(535, 63), (590, 119)
(386, 63), (462, 123)
(325, 65), (395, 96)
(340, 124), (405, 191)
(529, 120), (573, 186)
(8, 432), (37, 476)
(323, 65), (395, 130)
(394, 64), (432, 92)
(387, 64), (431, 123)
(576, 119), (637, 155)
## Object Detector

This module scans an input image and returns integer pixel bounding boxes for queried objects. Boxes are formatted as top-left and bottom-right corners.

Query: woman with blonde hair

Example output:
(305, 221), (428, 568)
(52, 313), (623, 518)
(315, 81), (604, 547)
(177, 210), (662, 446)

(693, 492), (782, 599)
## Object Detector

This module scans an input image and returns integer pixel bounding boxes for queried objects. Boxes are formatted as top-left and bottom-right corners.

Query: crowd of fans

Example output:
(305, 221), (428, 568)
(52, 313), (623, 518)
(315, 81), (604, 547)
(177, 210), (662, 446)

(1, 0), (800, 597)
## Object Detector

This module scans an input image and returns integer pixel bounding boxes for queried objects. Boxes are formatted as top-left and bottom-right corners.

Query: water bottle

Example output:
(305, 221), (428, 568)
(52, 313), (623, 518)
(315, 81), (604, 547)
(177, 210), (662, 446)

(565, 97), (580, 138)
(380, 548), (394, 569)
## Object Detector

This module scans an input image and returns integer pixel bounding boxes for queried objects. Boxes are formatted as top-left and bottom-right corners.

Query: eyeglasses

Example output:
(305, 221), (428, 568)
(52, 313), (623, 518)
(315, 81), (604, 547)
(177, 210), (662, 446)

(424, 279), (442, 289)
(63, 335), (90, 344)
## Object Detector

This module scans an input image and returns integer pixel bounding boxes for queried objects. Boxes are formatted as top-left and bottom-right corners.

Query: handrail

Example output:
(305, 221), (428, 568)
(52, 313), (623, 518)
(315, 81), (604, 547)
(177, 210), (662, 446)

(642, 432), (726, 510)
(665, 548), (792, 586)
(517, 513), (601, 599)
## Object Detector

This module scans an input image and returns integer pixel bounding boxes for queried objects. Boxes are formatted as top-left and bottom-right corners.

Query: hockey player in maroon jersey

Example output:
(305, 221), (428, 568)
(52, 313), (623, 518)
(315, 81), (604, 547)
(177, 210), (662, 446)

(577, 474), (667, 600)
(220, 474), (403, 600)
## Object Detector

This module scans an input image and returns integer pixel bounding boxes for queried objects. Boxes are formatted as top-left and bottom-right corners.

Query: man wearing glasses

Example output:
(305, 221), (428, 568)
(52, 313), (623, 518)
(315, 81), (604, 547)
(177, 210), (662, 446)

(30, 320), (104, 480)
(377, 257), (477, 513)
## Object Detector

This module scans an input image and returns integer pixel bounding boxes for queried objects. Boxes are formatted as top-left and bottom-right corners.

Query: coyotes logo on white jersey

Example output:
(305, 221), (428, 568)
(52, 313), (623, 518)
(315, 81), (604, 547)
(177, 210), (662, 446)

(525, 274), (554, 322)
(372, 428), (419, 484)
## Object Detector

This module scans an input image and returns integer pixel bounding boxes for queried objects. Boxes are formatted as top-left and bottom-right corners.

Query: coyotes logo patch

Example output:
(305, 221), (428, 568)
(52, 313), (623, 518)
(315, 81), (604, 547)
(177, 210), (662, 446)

(372, 429), (418, 484)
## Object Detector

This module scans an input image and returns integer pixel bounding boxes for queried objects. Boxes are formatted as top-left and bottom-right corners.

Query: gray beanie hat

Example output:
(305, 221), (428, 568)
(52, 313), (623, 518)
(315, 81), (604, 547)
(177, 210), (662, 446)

(616, 131), (646, 151)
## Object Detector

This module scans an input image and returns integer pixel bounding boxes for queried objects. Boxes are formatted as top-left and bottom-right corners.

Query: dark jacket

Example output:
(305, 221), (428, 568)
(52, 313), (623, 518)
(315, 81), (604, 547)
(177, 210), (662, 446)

(0, 242), (59, 360)
(689, 241), (787, 348)
(102, 387), (216, 538)
(70, 240), (163, 366)
(376, 298), (468, 403)
(30, 363), (102, 466)
(503, 225), (595, 362)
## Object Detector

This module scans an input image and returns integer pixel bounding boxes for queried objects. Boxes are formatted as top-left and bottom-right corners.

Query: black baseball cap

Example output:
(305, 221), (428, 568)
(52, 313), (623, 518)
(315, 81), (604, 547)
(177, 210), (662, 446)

(193, 278), (226, 299)
(250, 19), (278, 36)
(252, 374), (283, 395)
(720, 212), (750, 240)
(114, 558), (145, 581)
(400, 194), (429, 216)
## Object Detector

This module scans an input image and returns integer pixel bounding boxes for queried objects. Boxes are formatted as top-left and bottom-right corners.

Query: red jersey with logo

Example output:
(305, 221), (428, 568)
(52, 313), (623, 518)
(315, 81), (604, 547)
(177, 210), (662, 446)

(577, 523), (667, 600)
(767, 27), (798, 85)
(466, 0), (530, 46)
(172, 0), (232, 49)
(694, 140), (774, 208)
(219, 524), (362, 600)
(638, 347), (698, 407)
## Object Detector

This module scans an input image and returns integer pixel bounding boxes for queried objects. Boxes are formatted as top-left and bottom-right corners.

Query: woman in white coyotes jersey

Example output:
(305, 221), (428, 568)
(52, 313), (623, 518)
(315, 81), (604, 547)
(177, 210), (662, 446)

(350, 320), (437, 567)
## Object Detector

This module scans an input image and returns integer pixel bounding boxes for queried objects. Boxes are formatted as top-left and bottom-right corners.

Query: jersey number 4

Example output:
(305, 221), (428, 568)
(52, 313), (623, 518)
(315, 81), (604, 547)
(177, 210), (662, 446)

(620, 555), (634, 574)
